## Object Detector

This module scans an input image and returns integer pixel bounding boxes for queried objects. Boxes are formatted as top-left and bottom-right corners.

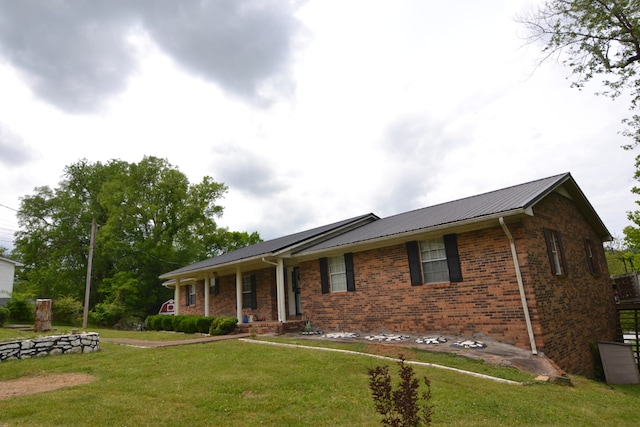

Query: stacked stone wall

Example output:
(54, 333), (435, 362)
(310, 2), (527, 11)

(0, 332), (99, 362)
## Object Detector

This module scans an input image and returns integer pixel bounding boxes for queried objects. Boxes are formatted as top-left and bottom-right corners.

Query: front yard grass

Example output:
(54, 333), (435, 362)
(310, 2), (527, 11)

(0, 328), (639, 426)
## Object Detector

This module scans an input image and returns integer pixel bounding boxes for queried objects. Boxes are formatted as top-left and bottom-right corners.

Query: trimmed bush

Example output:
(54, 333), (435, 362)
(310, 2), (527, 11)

(210, 316), (238, 336)
(145, 315), (163, 330)
(161, 314), (175, 331)
(0, 307), (10, 326)
(195, 316), (215, 334)
(172, 315), (187, 332)
(179, 316), (198, 334)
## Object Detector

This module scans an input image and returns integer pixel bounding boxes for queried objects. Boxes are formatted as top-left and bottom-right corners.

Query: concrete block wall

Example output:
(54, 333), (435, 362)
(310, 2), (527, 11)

(0, 332), (99, 362)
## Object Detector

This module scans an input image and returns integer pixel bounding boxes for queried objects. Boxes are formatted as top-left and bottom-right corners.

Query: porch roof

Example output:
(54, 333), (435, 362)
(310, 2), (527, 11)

(159, 213), (378, 279)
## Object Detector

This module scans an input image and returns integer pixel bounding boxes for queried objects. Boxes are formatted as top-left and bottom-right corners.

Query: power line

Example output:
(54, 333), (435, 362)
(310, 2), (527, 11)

(0, 203), (18, 212)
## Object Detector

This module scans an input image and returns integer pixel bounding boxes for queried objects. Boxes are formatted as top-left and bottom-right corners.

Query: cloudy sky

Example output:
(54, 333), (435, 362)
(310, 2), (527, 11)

(0, 0), (637, 251)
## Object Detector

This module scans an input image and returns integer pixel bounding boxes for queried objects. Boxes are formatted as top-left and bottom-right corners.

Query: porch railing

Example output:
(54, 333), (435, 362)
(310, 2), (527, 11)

(617, 301), (640, 373)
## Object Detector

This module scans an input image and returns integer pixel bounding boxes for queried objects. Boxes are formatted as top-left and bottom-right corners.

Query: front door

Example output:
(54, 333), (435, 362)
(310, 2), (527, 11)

(287, 266), (302, 316)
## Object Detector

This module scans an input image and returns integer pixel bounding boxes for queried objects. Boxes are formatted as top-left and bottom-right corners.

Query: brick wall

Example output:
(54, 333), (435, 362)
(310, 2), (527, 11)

(520, 192), (618, 376)
(299, 191), (618, 376)
(299, 227), (532, 346)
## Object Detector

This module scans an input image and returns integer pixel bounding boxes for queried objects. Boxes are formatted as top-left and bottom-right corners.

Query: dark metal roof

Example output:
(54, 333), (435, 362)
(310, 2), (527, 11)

(160, 213), (377, 278)
(296, 172), (609, 253)
(160, 172), (612, 278)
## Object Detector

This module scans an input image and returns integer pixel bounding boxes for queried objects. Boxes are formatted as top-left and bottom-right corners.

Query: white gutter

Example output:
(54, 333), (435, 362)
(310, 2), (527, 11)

(499, 217), (538, 355)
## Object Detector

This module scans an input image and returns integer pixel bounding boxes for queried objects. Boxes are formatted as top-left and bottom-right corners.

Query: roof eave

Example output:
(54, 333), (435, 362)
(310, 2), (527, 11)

(294, 208), (532, 259)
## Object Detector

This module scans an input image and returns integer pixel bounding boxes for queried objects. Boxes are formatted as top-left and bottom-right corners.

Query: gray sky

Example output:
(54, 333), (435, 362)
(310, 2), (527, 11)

(0, 0), (636, 250)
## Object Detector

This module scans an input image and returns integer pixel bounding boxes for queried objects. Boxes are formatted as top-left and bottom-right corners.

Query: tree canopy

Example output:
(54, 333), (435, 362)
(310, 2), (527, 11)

(13, 156), (261, 322)
(518, 0), (640, 146)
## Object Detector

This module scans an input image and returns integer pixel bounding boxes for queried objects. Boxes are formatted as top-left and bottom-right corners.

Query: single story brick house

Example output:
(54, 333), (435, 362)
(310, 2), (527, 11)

(160, 173), (619, 376)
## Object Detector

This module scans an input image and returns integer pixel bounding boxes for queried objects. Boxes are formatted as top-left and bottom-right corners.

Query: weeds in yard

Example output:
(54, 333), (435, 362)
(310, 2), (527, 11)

(368, 354), (433, 427)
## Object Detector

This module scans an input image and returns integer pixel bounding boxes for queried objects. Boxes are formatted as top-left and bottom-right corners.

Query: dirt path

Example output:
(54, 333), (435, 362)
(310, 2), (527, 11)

(0, 373), (96, 400)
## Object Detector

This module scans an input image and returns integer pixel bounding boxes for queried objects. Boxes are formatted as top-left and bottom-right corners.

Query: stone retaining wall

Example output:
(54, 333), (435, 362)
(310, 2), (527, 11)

(0, 333), (99, 362)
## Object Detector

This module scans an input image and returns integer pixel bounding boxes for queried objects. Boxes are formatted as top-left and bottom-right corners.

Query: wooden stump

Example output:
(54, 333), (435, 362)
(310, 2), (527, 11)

(35, 299), (52, 332)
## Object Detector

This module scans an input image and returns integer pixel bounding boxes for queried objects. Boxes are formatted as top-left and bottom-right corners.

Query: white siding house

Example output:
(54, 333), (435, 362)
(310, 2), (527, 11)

(0, 256), (23, 307)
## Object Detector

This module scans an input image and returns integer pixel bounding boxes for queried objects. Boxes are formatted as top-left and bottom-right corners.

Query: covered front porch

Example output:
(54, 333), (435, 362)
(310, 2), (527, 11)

(166, 257), (303, 331)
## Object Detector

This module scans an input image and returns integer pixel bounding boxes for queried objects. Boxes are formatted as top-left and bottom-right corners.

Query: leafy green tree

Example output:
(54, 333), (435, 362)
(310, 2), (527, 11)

(14, 156), (261, 319)
(518, 0), (640, 146)
(519, 2), (640, 262)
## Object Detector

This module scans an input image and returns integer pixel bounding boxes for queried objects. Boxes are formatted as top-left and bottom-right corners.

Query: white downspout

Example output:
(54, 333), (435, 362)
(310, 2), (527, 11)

(262, 257), (287, 322)
(499, 217), (538, 355)
(236, 266), (243, 323)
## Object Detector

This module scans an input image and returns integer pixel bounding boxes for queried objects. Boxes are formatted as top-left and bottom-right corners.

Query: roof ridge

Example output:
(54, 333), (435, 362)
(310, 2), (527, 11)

(380, 172), (571, 220)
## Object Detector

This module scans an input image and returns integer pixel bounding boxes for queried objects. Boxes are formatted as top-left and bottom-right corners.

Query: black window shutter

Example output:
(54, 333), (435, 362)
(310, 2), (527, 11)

(251, 274), (258, 309)
(406, 241), (423, 286)
(320, 257), (329, 294)
(184, 286), (189, 306)
(345, 253), (356, 292)
(444, 234), (463, 282)
(213, 277), (220, 295)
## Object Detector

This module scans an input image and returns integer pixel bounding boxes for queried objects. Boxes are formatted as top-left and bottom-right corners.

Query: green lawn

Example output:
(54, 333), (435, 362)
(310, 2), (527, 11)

(0, 328), (639, 426)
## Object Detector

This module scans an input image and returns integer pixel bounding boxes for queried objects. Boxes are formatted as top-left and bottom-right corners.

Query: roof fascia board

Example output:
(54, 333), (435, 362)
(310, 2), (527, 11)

(526, 175), (612, 241)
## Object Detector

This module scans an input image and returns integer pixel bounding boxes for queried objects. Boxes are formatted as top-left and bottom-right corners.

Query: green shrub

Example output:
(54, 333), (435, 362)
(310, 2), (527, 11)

(172, 315), (187, 332)
(52, 295), (82, 325)
(89, 301), (126, 327)
(209, 316), (238, 335)
(179, 316), (198, 334)
(5, 293), (34, 323)
(145, 315), (163, 330)
(161, 315), (175, 331)
(0, 307), (10, 326)
(195, 316), (215, 333)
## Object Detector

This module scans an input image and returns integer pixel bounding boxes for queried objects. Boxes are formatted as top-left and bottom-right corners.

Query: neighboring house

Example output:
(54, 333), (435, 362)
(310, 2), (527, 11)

(0, 256), (23, 307)
(160, 173), (619, 376)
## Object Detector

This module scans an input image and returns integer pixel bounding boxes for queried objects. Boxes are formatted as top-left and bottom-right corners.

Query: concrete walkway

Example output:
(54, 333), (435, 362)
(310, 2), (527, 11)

(101, 333), (251, 348)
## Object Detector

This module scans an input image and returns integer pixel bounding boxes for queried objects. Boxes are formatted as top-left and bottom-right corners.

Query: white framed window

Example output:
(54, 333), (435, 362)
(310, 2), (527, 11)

(329, 255), (347, 292)
(186, 284), (196, 306)
(420, 238), (450, 283)
(242, 275), (252, 309)
(544, 229), (565, 276)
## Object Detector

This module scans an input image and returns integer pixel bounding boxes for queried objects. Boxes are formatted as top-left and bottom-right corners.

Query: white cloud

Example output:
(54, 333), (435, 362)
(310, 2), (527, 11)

(0, 0), (637, 249)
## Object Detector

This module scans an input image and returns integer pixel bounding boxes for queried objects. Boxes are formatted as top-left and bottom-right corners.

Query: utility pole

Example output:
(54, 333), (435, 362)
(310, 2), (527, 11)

(82, 218), (97, 329)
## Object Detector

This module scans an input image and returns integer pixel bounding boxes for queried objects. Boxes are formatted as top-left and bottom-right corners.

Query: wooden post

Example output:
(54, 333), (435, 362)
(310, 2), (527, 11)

(34, 299), (52, 332)
(82, 219), (97, 329)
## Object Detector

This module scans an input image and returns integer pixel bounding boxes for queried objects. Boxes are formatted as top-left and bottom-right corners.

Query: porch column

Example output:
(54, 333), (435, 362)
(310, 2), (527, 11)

(174, 278), (181, 316)
(276, 258), (286, 322)
(204, 274), (210, 317)
(236, 266), (243, 322)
